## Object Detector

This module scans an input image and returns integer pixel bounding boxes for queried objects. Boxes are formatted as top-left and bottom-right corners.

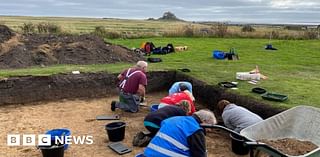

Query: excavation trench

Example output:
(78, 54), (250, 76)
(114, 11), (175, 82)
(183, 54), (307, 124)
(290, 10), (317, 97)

(0, 71), (284, 118)
(0, 71), (285, 157)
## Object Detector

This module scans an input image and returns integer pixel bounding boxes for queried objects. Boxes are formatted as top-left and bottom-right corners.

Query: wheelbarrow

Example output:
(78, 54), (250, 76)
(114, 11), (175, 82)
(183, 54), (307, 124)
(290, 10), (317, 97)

(202, 106), (320, 157)
(241, 105), (320, 157)
(201, 124), (286, 157)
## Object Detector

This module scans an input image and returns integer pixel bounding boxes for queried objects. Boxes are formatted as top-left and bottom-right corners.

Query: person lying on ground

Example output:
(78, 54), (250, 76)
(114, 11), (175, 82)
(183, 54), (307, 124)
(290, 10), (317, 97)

(143, 109), (217, 157)
(159, 90), (196, 115)
(168, 81), (193, 95)
(217, 100), (263, 133)
(143, 100), (190, 137)
(111, 61), (148, 113)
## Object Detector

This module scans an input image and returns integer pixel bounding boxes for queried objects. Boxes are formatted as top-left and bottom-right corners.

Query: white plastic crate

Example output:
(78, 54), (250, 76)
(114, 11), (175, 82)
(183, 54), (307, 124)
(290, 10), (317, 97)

(236, 72), (260, 80)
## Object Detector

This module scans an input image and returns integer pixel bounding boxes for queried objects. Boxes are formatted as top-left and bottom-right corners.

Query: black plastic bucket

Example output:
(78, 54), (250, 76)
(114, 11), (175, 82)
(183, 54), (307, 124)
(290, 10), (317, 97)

(230, 133), (249, 155)
(39, 142), (65, 157)
(105, 122), (126, 142)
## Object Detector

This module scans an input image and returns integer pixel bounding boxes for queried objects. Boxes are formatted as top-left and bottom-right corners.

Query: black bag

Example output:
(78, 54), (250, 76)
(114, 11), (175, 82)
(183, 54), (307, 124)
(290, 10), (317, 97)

(225, 48), (239, 60)
(167, 43), (175, 53)
(147, 57), (162, 63)
(152, 47), (163, 54)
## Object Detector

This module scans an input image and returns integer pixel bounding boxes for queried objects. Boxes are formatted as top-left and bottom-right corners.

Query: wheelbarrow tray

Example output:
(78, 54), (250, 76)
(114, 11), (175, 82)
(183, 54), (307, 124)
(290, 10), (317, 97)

(261, 92), (288, 102)
(241, 106), (320, 157)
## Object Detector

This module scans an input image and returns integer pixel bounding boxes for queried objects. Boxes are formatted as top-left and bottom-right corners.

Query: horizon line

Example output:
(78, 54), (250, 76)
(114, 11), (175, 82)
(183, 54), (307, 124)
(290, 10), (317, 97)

(1, 14), (319, 26)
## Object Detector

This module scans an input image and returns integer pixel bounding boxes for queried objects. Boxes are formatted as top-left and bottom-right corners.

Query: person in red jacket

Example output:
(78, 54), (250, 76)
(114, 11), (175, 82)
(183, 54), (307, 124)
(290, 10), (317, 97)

(159, 90), (196, 115)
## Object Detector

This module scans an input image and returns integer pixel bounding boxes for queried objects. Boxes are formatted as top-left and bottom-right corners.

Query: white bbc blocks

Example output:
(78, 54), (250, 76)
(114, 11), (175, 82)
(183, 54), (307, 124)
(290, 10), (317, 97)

(7, 134), (51, 146)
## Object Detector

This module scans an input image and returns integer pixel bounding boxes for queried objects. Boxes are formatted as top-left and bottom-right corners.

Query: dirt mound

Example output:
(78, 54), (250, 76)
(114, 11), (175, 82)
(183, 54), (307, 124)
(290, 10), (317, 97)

(0, 27), (144, 69)
(0, 25), (15, 43)
(259, 138), (318, 156)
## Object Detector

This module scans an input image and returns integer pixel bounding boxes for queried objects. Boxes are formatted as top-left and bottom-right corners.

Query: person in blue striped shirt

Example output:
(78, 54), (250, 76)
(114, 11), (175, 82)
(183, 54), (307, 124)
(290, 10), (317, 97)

(144, 109), (217, 157)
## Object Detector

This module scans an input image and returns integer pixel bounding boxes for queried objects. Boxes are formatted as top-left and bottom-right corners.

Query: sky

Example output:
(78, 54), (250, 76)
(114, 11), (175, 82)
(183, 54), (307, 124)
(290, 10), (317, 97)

(0, 0), (319, 24)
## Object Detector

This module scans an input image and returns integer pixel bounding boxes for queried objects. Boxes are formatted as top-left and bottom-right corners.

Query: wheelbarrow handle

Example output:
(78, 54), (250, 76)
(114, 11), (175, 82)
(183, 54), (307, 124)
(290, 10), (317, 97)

(200, 124), (251, 141)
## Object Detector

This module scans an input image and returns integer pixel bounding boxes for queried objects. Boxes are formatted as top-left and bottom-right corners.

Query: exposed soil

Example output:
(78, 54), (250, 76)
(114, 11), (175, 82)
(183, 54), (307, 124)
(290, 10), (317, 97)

(0, 25), (144, 69)
(0, 25), (14, 43)
(0, 92), (249, 157)
(259, 138), (318, 156)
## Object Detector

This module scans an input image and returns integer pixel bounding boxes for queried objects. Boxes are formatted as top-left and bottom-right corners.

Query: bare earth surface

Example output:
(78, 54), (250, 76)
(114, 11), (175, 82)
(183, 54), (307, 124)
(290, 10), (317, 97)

(0, 92), (247, 157)
(0, 24), (144, 69)
(259, 138), (318, 156)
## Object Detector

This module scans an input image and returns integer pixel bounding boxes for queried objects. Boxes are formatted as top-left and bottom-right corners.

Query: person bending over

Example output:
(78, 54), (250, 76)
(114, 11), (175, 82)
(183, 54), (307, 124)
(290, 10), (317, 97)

(217, 99), (263, 133)
(143, 100), (190, 137)
(159, 89), (196, 115)
(169, 81), (193, 95)
(143, 109), (217, 157)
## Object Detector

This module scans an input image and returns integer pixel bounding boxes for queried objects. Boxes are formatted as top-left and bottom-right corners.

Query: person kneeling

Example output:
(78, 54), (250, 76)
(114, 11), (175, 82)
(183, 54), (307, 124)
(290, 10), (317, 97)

(111, 61), (148, 113)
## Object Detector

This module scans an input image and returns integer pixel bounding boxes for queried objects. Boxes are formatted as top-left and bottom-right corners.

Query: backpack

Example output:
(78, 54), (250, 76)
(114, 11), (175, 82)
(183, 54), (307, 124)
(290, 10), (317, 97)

(225, 48), (239, 60)
(152, 47), (163, 54)
(166, 43), (175, 53)
(143, 42), (156, 56)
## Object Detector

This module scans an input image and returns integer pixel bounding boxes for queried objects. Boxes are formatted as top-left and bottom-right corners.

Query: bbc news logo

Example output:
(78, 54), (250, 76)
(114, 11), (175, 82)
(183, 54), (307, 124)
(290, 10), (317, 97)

(7, 134), (93, 146)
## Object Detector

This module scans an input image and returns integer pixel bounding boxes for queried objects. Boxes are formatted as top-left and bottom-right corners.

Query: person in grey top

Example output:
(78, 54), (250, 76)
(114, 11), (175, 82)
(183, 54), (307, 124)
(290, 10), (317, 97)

(217, 100), (263, 133)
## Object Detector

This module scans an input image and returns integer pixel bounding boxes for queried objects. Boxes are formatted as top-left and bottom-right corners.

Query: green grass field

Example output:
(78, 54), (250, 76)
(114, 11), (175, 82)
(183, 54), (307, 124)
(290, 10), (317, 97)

(110, 38), (320, 108)
(1, 16), (319, 108)
(1, 37), (319, 109)
(2, 16), (308, 39)
(0, 16), (197, 34)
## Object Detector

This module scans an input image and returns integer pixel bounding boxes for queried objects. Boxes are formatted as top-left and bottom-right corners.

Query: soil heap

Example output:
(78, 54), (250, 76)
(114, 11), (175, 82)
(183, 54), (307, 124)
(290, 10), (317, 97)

(0, 25), (144, 69)
(0, 25), (14, 43)
(259, 138), (318, 156)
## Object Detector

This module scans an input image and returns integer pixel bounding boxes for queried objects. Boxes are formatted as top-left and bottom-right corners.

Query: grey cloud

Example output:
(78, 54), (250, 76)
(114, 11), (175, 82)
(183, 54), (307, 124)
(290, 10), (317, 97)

(0, 0), (319, 24)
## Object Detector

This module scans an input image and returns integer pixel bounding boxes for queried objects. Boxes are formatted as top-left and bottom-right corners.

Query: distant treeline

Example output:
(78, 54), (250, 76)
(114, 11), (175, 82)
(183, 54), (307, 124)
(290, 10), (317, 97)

(9, 22), (320, 40)
(85, 23), (320, 40)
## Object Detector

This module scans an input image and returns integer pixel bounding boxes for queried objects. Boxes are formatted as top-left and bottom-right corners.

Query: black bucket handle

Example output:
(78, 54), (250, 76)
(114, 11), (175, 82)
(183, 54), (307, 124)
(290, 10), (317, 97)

(105, 122), (126, 130)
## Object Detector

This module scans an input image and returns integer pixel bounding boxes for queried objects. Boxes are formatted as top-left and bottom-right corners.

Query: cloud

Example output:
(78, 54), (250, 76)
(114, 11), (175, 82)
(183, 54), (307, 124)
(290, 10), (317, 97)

(0, 3), (38, 8)
(53, 1), (82, 6)
(270, 0), (319, 8)
(0, 0), (319, 24)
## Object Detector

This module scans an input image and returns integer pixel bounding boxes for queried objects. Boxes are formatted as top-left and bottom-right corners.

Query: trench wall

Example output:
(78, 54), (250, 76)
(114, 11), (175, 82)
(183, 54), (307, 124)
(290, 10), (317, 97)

(0, 71), (175, 105)
(174, 73), (286, 119)
(0, 71), (285, 118)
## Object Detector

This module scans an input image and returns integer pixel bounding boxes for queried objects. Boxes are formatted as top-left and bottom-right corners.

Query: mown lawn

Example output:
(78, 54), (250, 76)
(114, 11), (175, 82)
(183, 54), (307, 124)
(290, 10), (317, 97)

(110, 38), (320, 108)
(1, 37), (319, 109)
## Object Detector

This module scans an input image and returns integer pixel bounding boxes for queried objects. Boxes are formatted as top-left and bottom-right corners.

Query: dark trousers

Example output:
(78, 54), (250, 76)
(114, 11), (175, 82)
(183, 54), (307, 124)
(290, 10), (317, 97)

(115, 91), (140, 112)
